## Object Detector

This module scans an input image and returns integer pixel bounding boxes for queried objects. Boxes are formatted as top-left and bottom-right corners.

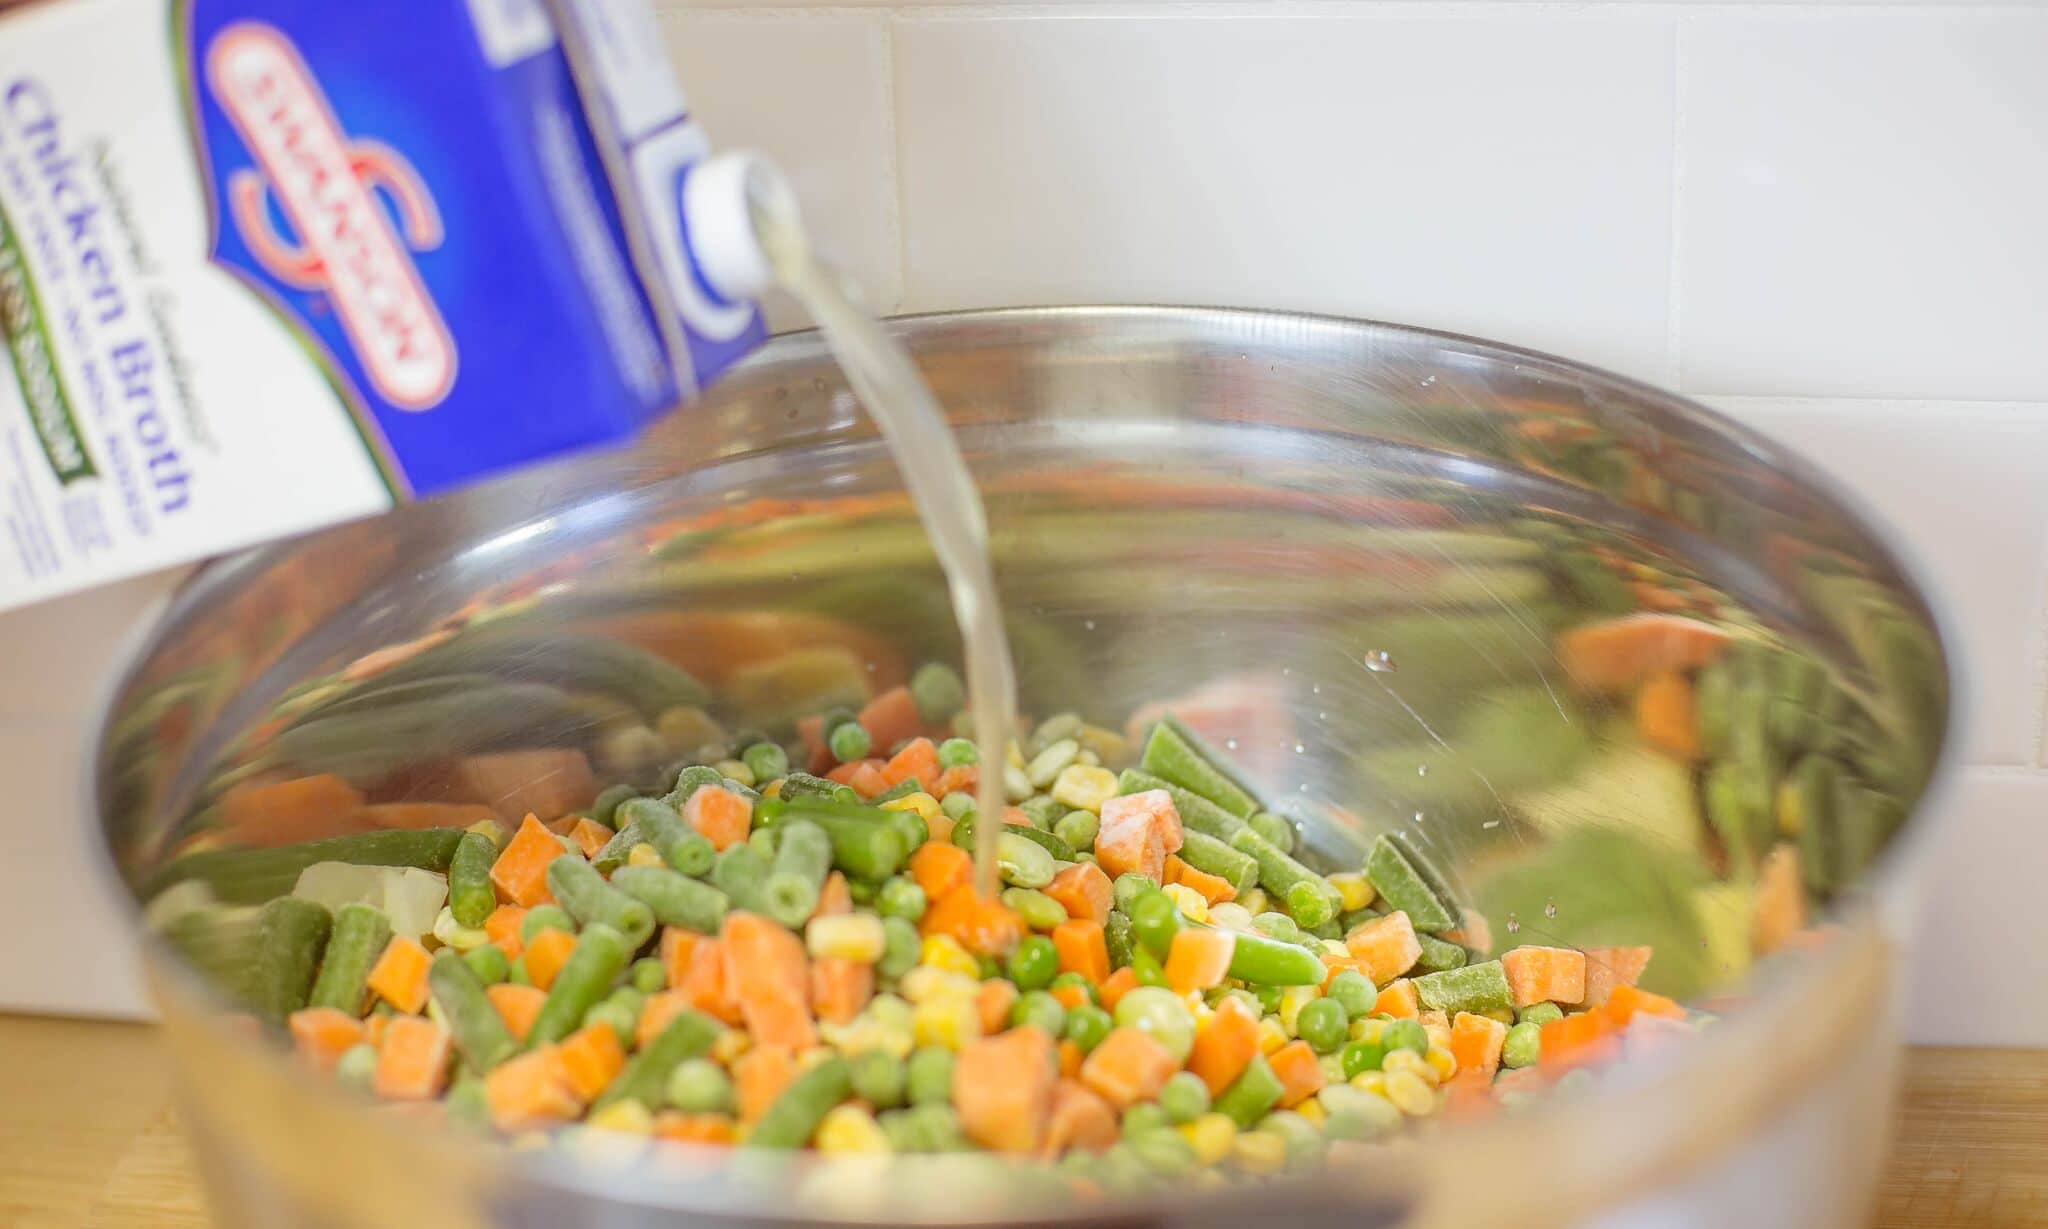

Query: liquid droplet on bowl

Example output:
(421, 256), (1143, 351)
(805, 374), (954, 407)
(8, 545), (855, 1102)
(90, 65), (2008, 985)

(1544, 900), (1558, 919)
(1417, 764), (1429, 778)
(1293, 742), (1306, 754)
(1225, 738), (1239, 751)
(1506, 913), (1520, 935)
(1362, 649), (1397, 673)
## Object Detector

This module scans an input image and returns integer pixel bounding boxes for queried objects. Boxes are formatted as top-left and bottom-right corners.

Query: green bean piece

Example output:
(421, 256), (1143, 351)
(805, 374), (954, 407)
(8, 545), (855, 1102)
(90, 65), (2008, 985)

(1501, 1021), (1542, 1070)
(876, 876), (927, 922)
(591, 821), (643, 875)
(711, 843), (773, 914)
(1104, 909), (1137, 968)
(596, 1007), (721, 1110)
(145, 828), (467, 906)
(1141, 717), (1259, 819)
(848, 1049), (907, 1110)
(629, 957), (666, 994)
(527, 923), (630, 1047)
(1412, 960), (1513, 1016)
(1296, 999), (1349, 1055)
(905, 1046), (955, 1106)
(1413, 931), (1469, 974)
(1214, 1054), (1285, 1128)
(1129, 944), (1167, 987)
(764, 820), (833, 926)
(910, 663), (967, 722)
(429, 950), (516, 1072)
(1246, 811), (1296, 855)
(1114, 770), (1244, 841)
(1325, 969), (1377, 1019)
(846, 876), (881, 906)
(666, 832), (716, 878)
(1176, 830), (1260, 895)
(666, 1057), (735, 1113)
(748, 827), (778, 860)
(610, 865), (729, 934)
(756, 799), (911, 880)
(869, 778), (920, 806)
(590, 784), (639, 829)
(1517, 1001), (1564, 1027)
(1363, 834), (1457, 932)
(308, 902), (391, 1014)
(750, 1057), (851, 1148)
(1230, 829), (1337, 928)
(1226, 928), (1327, 986)
(462, 943), (510, 987)
(878, 916), (921, 978)
(447, 832), (499, 928)
(1250, 912), (1302, 945)
(1065, 1004), (1114, 1052)
(248, 897), (332, 1023)
(547, 857), (654, 949)
(779, 771), (841, 801)
(521, 905), (576, 945)
(1006, 935), (1059, 992)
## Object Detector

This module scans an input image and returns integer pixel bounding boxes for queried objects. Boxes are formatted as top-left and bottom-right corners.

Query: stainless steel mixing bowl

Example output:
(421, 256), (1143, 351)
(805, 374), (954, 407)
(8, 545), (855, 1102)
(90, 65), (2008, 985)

(91, 306), (1956, 1229)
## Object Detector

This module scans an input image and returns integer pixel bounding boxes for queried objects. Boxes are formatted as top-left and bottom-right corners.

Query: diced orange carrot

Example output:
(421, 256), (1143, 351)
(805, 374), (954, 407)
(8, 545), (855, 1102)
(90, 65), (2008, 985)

(558, 1023), (626, 1102)
(1635, 670), (1699, 761)
(683, 785), (753, 852)
(1096, 967), (1140, 1013)
(635, 989), (693, 1051)
(1450, 1012), (1508, 1080)
(1186, 996), (1259, 1095)
(1093, 810), (1165, 882)
(910, 841), (972, 902)
(976, 979), (1020, 1034)
(733, 1044), (796, 1122)
(1057, 1039), (1085, 1079)
(1374, 979), (1419, 1019)
(857, 685), (924, 752)
(722, 912), (816, 1050)
(546, 816), (583, 838)
(1050, 919), (1110, 985)
(1268, 1040), (1325, 1108)
(487, 983), (548, 1043)
(1041, 1079), (1117, 1156)
(932, 764), (978, 800)
(1045, 862), (1113, 926)
(921, 885), (1025, 958)
(219, 773), (367, 847)
(654, 1111), (737, 1145)
(485, 905), (527, 959)
(485, 1046), (579, 1130)
(522, 928), (578, 992)
(954, 1027), (1059, 1153)
(814, 871), (853, 918)
(1078, 1026), (1178, 1109)
(1051, 982), (1093, 1012)
(1346, 911), (1423, 986)
(824, 760), (866, 787)
(679, 937), (743, 1026)
(366, 936), (433, 1014)
(1602, 983), (1685, 1028)
(1419, 1010), (1451, 1054)
(490, 814), (565, 908)
(1539, 1011), (1618, 1073)
(372, 1015), (452, 1101)
(1557, 613), (1731, 693)
(883, 737), (940, 792)
(660, 927), (702, 989)
(812, 957), (874, 1025)
(458, 749), (595, 823)
(1752, 843), (1808, 956)
(1164, 854), (1236, 905)
(565, 817), (613, 858)
(847, 761), (889, 798)
(1581, 945), (1655, 1007)
(1501, 945), (1588, 1008)
(1163, 927), (1235, 994)
(288, 1007), (365, 1072)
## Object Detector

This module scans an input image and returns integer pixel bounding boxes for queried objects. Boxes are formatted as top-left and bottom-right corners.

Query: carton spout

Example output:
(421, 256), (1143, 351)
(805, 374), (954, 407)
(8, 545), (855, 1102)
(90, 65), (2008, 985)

(680, 151), (800, 304)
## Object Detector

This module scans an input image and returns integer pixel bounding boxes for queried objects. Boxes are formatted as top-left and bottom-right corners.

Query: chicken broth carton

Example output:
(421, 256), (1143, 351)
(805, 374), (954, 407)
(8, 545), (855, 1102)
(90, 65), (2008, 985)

(0, 0), (770, 610)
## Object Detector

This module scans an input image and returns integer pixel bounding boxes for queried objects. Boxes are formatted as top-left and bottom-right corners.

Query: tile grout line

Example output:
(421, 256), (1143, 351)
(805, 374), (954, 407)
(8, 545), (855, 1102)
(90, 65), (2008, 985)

(877, 12), (908, 314)
(2025, 519), (2048, 768)
(1664, 15), (1687, 391)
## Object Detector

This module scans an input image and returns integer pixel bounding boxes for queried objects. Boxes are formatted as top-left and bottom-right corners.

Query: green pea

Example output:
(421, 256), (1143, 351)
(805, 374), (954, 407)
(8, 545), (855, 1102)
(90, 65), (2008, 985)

(1157, 1071), (1211, 1124)
(631, 957), (667, 994)
(462, 945), (509, 986)
(742, 742), (790, 784)
(1325, 969), (1376, 1019)
(1296, 998), (1349, 1054)
(877, 876), (928, 922)
(939, 791), (977, 822)
(335, 1043), (377, 1092)
(905, 1046), (955, 1106)
(1010, 989), (1067, 1037)
(1383, 1018), (1429, 1056)
(520, 905), (576, 944)
(583, 999), (637, 1048)
(937, 737), (979, 769)
(1121, 1102), (1169, 1139)
(849, 1048), (907, 1110)
(1518, 1001), (1564, 1027)
(1064, 1004), (1114, 1052)
(1340, 1038), (1386, 1079)
(1112, 873), (1160, 916)
(666, 1058), (734, 1113)
(1053, 810), (1100, 852)
(1050, 971), (1097, 1005)
(878, 916), (921, 978)
(1501, 1021), (1542, 1070)
(910, 663), (967, 722)
(828, 721), (873, 763)
(1114, 986), (1195, 1062)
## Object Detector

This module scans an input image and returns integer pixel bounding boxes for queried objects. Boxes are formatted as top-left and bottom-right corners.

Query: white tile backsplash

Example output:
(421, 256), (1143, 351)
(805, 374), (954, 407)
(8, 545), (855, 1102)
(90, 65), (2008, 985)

(893, 11), (1679, 384)
(1678, 10), (2048, 400)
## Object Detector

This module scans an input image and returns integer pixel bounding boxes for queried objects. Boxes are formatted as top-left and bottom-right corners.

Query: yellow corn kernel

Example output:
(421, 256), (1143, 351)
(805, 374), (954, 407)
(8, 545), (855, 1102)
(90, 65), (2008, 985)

(1277, 985), (1321, 1036)
(464, 820), (507, 848)
(1187, 997), (1215, 1027)
(1327, 872), (1376, 914)
(1162, 884), (1210, 924)
(716, 759), (755, 787)
(807, 914), (887, 963)
(918, 934), (981, 978)
(586, 1099), (655, 1135)
(762, 779), (784, 799)
(1180, 1113), (1238, 1166)
(1255, 1016), (1289, 1055)
(913, 995), (983, 1051)
(1050, 765), (1120, 814)
(1383, 1069), (1438, 1117)
(1349, 1016), (1388, 1045)
(1349, 1071), (1388, 1098)
(1481, 1007), (1516, 1025)
(626, 843), (664, 869)
(1317, 938), (1349, 959)
(897, 965), (978, 1004)
(710, 1028), (752, 1065)
(1237, 888), (1269, 915)
(882, 792), (941, 822)
(1425, 1046), (1458, 1082)
(1382, 1048), (1438, 1088)
(815, 1104), (893, 1154)
(1293, 1099), (1328, 1127)
(1231, 1130), (1288, 1176)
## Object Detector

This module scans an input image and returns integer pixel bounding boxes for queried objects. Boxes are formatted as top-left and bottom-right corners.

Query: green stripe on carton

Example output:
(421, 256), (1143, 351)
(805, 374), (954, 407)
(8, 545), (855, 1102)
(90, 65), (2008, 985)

(0, 200), (93, 484)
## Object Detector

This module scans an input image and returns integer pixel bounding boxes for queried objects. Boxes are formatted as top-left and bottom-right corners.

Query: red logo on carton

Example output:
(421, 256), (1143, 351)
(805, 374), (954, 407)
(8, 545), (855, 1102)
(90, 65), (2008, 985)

(207, 23), (456, 410)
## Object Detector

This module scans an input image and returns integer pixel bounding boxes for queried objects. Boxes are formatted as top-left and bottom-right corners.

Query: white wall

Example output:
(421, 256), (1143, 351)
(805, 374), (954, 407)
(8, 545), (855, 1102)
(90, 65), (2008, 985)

(655, 0), (2048, 1045)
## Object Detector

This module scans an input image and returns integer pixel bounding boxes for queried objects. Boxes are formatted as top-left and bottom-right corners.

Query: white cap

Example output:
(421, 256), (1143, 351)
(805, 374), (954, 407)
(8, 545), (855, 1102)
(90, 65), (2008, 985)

(679, 150), (801, 304)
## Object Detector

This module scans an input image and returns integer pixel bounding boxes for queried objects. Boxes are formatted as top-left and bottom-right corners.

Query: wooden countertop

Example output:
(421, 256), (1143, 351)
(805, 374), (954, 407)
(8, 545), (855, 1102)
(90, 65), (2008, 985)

(2, 1015), (2042, 1228)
